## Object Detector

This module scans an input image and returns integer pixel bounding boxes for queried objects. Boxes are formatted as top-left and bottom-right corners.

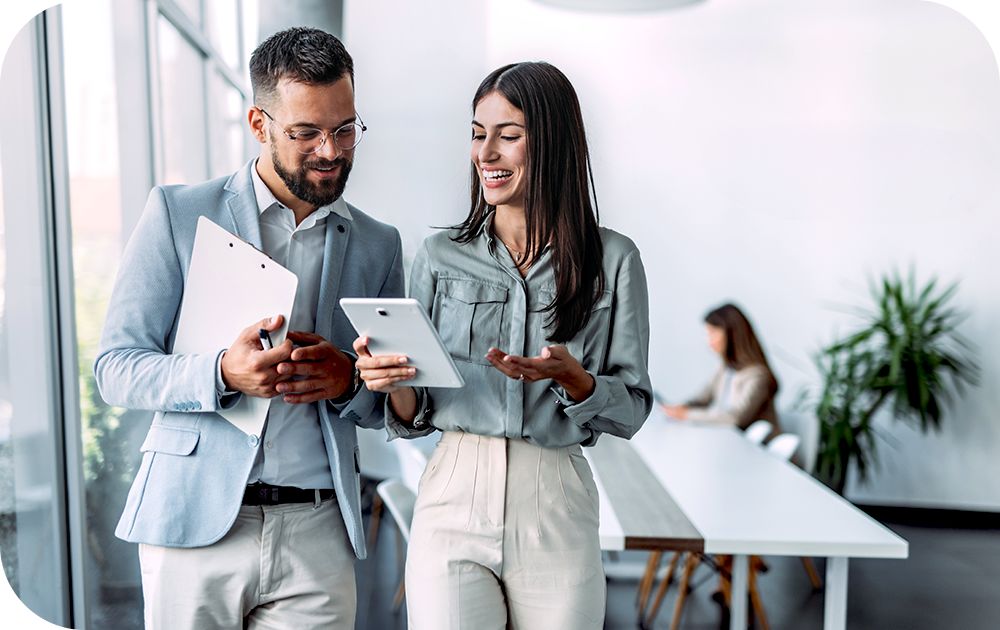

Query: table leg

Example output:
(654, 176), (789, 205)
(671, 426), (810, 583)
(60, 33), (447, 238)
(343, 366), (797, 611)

(823, 557), (849, 630)
(729, 554), (748, 630)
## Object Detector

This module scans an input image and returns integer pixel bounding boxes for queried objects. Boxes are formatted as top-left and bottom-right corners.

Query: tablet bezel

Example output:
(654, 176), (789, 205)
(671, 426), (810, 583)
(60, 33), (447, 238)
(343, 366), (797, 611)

(339, 297), (465, 388)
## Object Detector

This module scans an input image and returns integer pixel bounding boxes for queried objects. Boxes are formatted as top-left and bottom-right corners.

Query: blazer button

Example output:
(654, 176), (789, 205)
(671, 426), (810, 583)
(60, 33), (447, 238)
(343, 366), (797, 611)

(248, 435), (260, 447)
(337, 224), (345, 233)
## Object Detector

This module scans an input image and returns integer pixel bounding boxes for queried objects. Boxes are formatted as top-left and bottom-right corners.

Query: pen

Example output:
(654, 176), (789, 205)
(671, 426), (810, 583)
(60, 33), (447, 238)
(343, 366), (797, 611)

(258, 328), (273, 351)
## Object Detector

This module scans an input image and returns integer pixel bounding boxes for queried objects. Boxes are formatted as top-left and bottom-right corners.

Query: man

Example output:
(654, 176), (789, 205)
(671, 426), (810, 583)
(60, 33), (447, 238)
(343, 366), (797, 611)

(95, 27), (402, 629)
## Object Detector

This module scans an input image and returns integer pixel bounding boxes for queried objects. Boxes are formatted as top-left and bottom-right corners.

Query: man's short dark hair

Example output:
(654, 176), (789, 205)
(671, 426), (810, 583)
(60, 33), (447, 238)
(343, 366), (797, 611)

(249, 27), (354, 108)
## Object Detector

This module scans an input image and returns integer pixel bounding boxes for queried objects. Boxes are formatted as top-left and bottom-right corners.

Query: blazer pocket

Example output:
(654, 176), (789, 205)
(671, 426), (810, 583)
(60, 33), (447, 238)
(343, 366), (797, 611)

(139, 425), (200, 456)
(434, 277), (507, 363)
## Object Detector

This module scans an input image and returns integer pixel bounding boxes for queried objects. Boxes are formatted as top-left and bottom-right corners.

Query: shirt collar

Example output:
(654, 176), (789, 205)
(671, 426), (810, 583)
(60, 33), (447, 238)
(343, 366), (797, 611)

(251, 159), (352, 221)
(481, 210), (498, 251)
(480, 210), (552, 256)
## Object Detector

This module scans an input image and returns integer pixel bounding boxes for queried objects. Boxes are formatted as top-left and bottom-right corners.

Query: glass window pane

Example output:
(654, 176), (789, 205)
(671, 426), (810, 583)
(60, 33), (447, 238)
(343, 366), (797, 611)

(241, 0), (259, 88)
(62, 0), (144, 627)
(208, 70), (248, 178)
(1, 17), (69, 625)
(157, 15), (208, 185)
(174, 0), (202, 27)
(0, 65), (12, 602)
(205, 0), (240, 69)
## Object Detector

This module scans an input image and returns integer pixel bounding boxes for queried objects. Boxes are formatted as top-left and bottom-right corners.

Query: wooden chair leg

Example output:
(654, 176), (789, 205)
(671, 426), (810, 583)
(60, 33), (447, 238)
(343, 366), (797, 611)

(392, 526), (406, 613)
(717, 554), (733, 606)
(367, 493), (383, 549)
(748, 556), (770, 630)
(645, 552), (681, 626)
(801, 557), (823, 591)
(392, 579), (406, 612)
(669, 553), (700, 630)
(637, 551), (663, 615)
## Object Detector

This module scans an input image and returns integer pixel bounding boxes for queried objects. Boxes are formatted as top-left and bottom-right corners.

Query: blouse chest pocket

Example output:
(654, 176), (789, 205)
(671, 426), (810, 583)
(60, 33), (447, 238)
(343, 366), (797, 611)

(433, 277), (507, 364)
(565, 289), (614, 372)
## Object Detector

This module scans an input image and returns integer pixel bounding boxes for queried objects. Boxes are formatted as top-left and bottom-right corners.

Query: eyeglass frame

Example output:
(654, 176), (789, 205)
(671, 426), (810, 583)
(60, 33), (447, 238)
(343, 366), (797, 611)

(257, 106), (368, 154)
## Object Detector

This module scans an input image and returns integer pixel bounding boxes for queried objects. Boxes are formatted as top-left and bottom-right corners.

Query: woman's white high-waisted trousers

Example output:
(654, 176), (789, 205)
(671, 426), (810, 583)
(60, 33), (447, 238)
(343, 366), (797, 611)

(405, 431), (606, 629)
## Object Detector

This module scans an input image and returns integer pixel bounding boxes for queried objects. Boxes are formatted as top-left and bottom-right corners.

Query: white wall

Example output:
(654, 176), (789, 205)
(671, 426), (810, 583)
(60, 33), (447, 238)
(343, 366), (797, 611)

(345, 0), (1000, 510)
(343, 0), (489, 268)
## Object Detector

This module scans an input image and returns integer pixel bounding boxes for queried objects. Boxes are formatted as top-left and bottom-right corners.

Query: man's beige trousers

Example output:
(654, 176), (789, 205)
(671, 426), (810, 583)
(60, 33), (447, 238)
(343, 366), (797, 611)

(406, 431), (606, 629)
(138, 498), (355, 630)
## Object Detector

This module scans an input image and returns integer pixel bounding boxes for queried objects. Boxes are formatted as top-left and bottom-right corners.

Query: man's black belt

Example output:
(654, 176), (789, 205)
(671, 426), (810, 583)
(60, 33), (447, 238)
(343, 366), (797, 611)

(243, 482), (335, 506)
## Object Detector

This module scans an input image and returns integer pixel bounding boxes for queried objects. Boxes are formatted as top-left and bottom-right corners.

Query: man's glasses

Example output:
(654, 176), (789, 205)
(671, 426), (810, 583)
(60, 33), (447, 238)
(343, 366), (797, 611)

(258, 107), (367, 155)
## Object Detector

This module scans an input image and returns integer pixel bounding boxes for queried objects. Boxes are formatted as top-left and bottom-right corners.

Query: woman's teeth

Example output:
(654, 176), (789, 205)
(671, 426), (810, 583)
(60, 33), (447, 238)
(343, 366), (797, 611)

(484, 170), (512, 181)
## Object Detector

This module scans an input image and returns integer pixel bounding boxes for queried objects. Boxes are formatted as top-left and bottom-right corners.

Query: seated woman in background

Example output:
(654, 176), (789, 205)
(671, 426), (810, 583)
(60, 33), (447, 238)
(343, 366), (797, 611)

(661, 303), (780, 431)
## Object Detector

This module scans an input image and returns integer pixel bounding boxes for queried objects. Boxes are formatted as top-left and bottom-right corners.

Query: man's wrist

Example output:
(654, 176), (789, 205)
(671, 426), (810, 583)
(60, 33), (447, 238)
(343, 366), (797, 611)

(330, 353), (361, 403)
(216, 350), (239, 396)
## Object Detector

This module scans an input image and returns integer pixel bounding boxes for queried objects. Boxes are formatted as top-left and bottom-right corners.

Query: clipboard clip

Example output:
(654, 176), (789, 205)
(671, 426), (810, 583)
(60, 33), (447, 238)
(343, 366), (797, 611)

(225, 230), (275, 261)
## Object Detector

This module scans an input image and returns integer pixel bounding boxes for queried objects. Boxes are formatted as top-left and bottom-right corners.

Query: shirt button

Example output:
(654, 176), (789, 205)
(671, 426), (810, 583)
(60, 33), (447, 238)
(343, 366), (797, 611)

(266, 441), (274, 449)
(247, 435), (259, 448)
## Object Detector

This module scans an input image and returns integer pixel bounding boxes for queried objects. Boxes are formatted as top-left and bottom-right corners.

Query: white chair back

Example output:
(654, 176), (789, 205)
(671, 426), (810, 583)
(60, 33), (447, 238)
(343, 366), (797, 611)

(779, 410), (820, 473)
(376, 479), (417, 542)
(743, 420), (773, 445)
(767, 433), (801, 462)
(392, 438), (429, 494)
(355, 426), (401, 480)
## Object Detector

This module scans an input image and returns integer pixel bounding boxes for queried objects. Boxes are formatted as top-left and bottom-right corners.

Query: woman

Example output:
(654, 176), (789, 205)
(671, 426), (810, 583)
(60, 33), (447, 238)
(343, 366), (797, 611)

(353, 62), (652, 629)
(661, 303), (780, 431)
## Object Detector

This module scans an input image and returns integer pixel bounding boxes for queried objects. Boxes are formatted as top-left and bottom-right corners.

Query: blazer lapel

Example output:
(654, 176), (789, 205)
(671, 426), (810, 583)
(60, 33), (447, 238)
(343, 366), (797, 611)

(223, 161), (263, 249)
(315, 215), (350, 336)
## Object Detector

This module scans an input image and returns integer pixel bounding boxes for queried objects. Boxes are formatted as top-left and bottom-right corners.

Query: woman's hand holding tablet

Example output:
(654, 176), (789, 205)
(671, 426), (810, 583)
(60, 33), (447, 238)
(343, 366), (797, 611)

(340, 298), (465, 389)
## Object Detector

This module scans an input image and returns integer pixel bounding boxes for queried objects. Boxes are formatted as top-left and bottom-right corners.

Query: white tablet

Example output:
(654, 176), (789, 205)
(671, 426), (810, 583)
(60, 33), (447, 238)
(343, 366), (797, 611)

(339, 298), (465, 388)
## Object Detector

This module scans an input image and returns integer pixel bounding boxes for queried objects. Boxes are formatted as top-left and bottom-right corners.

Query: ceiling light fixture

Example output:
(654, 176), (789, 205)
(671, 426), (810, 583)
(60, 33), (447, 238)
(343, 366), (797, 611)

(532, 0), (705, 12)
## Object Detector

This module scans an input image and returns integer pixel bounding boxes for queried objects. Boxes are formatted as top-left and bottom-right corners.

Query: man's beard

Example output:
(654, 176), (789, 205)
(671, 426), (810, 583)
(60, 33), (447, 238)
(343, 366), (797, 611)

(271, 142), (353, 208)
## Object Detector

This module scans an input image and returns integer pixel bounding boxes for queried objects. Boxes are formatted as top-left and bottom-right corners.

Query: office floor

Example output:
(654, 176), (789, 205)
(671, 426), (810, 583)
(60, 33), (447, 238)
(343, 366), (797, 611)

(357, 515), (1000, 630)
(80, 498), (1000, 629)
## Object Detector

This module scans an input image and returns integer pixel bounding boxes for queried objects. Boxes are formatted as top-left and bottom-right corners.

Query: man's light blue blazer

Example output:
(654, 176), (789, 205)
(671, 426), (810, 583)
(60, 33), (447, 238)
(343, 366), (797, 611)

(94, 160), (403, 559)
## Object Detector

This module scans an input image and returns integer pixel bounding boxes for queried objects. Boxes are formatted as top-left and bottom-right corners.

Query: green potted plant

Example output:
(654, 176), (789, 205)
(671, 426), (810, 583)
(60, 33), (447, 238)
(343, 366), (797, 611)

(814, 270), (978, 495)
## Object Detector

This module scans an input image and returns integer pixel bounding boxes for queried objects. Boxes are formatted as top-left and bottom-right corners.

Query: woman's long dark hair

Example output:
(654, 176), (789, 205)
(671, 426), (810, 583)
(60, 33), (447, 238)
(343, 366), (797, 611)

(705, 303), (779, 394)
(452, 62), (604, 343)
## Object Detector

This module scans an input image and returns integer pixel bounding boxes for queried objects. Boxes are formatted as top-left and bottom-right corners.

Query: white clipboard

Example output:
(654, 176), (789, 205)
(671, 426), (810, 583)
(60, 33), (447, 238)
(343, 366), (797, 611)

(172, 216), (298, 436)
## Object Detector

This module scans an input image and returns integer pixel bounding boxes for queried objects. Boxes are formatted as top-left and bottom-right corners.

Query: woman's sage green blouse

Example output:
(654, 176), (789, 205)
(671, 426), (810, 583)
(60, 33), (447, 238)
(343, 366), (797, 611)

(386, 219), (652, 448)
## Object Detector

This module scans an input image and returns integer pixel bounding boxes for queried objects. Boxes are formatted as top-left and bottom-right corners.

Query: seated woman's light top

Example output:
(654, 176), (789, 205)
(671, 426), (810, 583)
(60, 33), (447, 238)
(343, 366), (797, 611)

(662, 303), (779, 431)
(385, 218), (650, 447)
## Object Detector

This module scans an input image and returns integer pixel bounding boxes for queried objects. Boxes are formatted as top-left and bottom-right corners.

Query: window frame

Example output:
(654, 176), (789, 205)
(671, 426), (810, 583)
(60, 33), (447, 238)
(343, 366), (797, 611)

(0, 12), (74, 626)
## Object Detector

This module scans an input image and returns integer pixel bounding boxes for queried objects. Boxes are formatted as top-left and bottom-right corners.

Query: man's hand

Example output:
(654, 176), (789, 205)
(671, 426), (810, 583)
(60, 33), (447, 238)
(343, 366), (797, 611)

(221, 315), (294, 398)
(485, 345), (596, 402)
(274, 331), (354, 404)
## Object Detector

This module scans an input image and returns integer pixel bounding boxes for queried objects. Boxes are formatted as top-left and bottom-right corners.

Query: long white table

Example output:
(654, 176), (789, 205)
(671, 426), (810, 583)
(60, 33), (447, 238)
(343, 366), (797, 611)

(586, 420), (908, 630)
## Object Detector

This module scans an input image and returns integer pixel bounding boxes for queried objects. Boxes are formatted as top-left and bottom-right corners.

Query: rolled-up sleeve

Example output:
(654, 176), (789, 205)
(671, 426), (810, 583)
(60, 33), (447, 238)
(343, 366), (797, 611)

(554, 249), (653, 439)
(385, 387), (435, 440)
